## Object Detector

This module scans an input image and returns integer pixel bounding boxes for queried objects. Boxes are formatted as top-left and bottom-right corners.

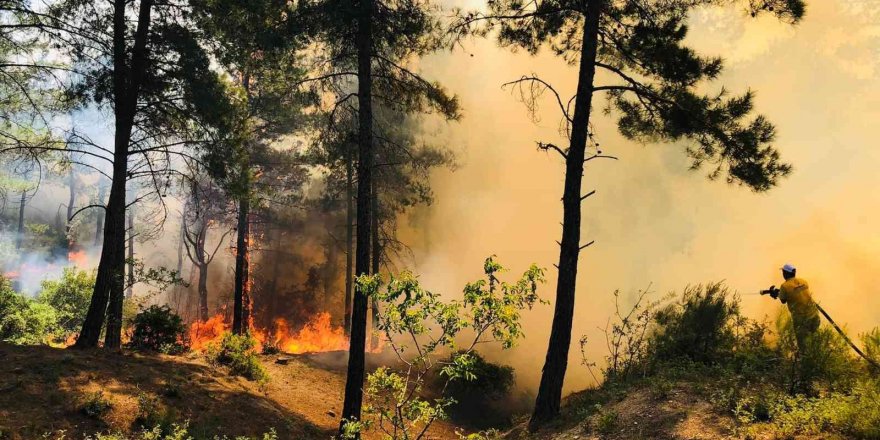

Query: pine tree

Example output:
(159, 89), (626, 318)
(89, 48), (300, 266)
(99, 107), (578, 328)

(454, 0), (806, 429)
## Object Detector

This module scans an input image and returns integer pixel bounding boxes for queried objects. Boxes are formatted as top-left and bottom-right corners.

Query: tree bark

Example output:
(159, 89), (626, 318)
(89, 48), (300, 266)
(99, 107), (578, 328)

(125, 210), (134, 299)
(198, 262), (209, 321)
(232, 193), (250, 335)
(340, 0), (374, 431)
(344, 144), (354, 335)
(369, 182), (380, 350)
(529, 1), (603, 430)
(76, 0), (154, 350)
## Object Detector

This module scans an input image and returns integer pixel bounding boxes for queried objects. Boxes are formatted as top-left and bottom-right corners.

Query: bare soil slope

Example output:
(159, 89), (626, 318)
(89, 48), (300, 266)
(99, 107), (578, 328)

(0, 343), (457, 439)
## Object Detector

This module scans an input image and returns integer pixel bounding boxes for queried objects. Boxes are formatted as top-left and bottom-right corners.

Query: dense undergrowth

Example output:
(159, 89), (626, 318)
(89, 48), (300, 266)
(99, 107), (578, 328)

(570, 283), (880, 439)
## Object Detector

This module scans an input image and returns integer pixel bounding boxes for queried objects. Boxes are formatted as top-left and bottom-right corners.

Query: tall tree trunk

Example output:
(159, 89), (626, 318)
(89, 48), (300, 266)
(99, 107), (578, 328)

(232, 193), (250, 335)
(369, 183), (380, 350)
(529, 1), (603, 430)
(340, 0), (374, 431)
(76, 0), (153, 350)
(344, 145), (354, 335)
(15, 189), (25, 250)
(125, 210), (134, 299)
(198, 262), (209, 321)
(94, 184), (106, 247)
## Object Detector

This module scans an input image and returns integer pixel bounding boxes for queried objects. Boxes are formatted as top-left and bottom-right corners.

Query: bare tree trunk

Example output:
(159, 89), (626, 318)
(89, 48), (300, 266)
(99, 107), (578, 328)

(344, 146), (354, 335)
(529, 1), (603, 430)
(77, 0), (154, 350)
(232, 193), (250, 335)
(198, 262), (209, 321)
(15, 189), (26, 250)
(125, 210), (134, 299)
(369, 183), (380, 350)
(340, 0), (374, 430)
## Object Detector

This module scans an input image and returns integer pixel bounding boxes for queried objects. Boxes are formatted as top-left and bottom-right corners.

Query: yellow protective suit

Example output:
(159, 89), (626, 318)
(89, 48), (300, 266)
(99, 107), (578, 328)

(779, 277), (820, 346)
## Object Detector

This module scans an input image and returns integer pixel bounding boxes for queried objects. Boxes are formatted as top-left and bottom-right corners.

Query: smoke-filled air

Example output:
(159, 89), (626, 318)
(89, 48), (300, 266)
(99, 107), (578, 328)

(1, 0), (879, 439)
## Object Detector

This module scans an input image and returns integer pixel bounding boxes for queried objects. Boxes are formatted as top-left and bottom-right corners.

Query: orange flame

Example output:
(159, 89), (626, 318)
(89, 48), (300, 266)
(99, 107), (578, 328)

(253, 313), (349, 354)
(68, 250), (89, 268)
(187, 312), (381, 355)
(189, 314), (230, 351)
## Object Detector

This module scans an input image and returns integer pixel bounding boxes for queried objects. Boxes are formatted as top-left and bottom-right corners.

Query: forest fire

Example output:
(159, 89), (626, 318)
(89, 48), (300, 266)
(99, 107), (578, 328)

(67, 249), (89, 268)
(189, 311), (358, 354)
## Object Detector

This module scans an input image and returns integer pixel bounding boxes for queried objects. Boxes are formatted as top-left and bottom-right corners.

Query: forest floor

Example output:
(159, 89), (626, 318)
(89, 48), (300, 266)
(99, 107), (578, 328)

(505, 381), (834, 440)
(0, 343), (459, 440)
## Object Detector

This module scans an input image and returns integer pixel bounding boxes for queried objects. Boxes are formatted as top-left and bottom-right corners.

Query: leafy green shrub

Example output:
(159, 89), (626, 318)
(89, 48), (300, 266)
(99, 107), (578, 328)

(80, 391), (113, 419)
(352, 256), (545, 439)
(127, 305), (187, 354)
(134, 391), (173, 430)
(861, 327), (880, 372)
(208, 332), (268, 382)
(734, 378), (880, 438)
(0, 276), (60, 344)
(776, 314), (858, 392)
(441, 352), (516, 428)
(37, 267), (94, 336)
(651, 283), (740, 366)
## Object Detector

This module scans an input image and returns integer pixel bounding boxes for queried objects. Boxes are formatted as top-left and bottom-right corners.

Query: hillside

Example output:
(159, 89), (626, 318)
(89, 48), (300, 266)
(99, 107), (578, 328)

(0, 343), (458, 439)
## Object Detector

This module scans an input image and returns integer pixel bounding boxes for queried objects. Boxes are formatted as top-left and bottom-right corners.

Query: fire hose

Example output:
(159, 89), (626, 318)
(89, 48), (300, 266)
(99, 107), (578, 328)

(759, 288), (879, 369)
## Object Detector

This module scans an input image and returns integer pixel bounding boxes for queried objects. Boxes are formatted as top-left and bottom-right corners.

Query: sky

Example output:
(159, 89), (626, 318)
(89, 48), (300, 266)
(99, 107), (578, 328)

(398, 0), (880, 392)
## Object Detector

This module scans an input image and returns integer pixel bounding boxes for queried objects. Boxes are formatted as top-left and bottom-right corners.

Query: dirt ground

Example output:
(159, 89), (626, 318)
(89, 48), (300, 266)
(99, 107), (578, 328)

(0, 343), (458, 439)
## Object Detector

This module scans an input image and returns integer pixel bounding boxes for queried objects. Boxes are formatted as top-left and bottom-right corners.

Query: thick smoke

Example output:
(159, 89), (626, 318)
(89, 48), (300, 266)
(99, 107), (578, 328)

(395, 0), (880, 394)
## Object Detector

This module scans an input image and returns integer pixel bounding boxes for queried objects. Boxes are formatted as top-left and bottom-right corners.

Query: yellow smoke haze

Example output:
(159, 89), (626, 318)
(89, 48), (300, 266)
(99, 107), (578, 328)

(396, 0), (880, 393)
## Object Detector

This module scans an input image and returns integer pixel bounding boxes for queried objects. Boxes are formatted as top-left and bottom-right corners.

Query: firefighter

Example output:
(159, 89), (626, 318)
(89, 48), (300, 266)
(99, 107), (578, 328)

(763, 263), (820, 350)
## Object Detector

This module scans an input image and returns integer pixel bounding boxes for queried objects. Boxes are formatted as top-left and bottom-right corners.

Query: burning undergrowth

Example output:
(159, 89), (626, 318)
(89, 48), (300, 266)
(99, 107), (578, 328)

(188, 311), (351, 355)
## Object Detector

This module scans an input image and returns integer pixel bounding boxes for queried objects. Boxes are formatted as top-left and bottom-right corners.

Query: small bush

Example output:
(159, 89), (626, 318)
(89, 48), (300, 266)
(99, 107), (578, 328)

(648, 376), (673, 400)
(0, 276), (60, 345)
(260, 339), (280, 355)
(776, 314), (858, 393)
(441, 352), (516, 428)
(134, 391), (171, 430)
(127, 305), (187, 354)
(80, 391), (113, 419)
(861, 327), (880, 372)
(208, 332), (268, 382)
(37, 268), (94, 336)
(651, 283), (740, 366)
(594, 405), (618, 434)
